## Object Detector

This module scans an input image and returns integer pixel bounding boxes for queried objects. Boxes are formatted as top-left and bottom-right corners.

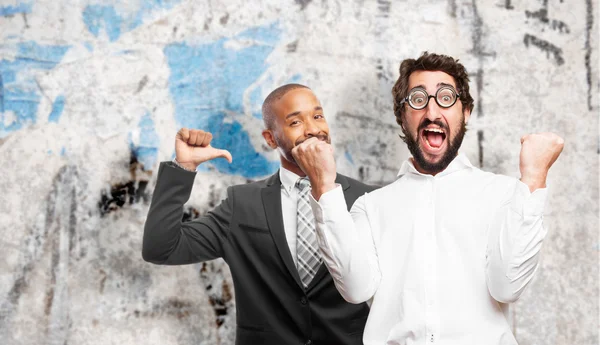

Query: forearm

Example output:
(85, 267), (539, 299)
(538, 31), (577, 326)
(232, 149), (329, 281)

(142, 162), (197, 263)
(311, 187), (380, 303)
(486, 180), (548, 303)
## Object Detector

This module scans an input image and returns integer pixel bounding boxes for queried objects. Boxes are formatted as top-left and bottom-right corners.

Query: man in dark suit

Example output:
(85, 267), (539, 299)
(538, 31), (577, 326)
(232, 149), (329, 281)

(142, 84), (375, 345)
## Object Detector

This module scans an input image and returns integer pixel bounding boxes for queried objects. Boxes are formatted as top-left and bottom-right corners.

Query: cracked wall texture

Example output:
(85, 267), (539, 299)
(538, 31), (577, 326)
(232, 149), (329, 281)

(0, 0), (598, 344)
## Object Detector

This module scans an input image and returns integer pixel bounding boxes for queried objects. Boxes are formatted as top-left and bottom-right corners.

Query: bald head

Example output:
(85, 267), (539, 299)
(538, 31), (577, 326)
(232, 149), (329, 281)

(262, 83), (310, 130)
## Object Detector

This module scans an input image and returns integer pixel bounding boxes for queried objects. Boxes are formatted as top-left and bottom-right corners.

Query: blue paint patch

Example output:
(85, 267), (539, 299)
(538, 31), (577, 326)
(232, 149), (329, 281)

(129, 112), (160, 170)
(82, 5), (123, 42)
(250, 85), (265, 119)
(84, 42), (94, 51)
(0, 2), (32, 17)
(205, 113), (279, 176)
(289, 74), (303, 84)
(83, 1), (183, 42)
(164, 22), (284, 178)
(60, 147), (66, 156)
(249, 74), (304, 119)
(345, 151), (354, 165)
(0, 73), (4, 113)
(0, 41), (70, 137)
(48, 95), (65, 123)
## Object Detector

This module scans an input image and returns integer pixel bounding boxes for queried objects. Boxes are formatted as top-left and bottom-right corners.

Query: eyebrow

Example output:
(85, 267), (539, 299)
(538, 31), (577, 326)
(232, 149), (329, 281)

(285, 106), (323, 119)
(410, 83), (456, 92)
(437, 82), (455, 88)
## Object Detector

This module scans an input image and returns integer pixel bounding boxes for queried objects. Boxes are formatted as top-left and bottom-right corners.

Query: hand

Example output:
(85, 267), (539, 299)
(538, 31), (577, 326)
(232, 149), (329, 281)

(519, 132), (564, 192)
(292, 137), (337, 200)
(175, 128), (232, 170)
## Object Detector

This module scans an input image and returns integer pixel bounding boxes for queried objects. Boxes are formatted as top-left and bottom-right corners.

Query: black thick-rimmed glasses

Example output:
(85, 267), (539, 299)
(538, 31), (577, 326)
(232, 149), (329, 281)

(400, 86), (461, 110)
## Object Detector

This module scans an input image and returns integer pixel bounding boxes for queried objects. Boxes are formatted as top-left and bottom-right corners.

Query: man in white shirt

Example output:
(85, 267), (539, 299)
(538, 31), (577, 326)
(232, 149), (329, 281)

(291, 52), (564, 345)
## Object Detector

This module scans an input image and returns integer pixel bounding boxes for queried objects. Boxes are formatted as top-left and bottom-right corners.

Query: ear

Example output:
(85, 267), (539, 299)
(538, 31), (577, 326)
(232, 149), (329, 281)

(463, 107), (472, 124)
(262, 129), (278, 149)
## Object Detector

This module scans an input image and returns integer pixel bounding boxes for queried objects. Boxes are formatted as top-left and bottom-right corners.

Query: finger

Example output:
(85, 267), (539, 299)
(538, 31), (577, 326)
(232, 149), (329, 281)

(520, 134), (529, 144)
(178, 128), (190, 141)
(188, 130), (199, 146)
(303, 137), (320, 146)
(291, 145), (301, 159)
(201, 132), (213, 147)
(195, 131), (206, 146)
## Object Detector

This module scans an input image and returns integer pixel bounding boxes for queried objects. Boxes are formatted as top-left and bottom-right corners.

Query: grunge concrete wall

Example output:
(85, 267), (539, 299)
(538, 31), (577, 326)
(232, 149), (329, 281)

(0, 0), (598, 344)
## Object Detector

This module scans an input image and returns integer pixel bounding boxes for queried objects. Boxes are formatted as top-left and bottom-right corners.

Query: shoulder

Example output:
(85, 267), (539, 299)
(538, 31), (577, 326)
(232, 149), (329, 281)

(464, 166), (520, 198)
(337, 173), (378, 195)
(229, 176), (271, 194)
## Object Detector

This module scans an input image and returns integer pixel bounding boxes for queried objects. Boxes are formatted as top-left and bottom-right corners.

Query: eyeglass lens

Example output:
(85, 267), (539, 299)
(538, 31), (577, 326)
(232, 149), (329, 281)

(408, 87), (457, 109)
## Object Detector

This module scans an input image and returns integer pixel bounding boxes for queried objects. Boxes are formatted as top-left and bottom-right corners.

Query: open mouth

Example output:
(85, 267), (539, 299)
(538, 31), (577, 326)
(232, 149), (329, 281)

(421, 127), (447, 152)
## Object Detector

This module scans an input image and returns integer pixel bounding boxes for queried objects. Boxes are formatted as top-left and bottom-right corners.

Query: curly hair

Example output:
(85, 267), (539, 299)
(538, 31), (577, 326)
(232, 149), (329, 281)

(391, 52), (475, 140)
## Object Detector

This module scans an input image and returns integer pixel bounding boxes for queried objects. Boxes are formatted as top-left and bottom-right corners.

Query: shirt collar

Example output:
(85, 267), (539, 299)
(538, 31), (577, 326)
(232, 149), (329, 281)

(397, 152), (474, 178)
(279, 166), (303, 195)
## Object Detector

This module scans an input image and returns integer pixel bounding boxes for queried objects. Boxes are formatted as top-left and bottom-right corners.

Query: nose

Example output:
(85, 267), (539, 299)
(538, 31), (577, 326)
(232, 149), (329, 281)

(425, 97), (442, 121)
(304, 117), (321, 137)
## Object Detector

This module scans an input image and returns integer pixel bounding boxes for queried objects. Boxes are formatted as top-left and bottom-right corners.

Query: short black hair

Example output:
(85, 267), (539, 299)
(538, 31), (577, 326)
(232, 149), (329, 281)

(262, 83), (310, 129)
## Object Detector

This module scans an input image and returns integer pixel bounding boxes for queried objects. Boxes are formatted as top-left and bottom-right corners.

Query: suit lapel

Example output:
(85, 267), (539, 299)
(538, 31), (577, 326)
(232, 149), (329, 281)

(306, 173), (351, 291)
(262, 172), (304, 289)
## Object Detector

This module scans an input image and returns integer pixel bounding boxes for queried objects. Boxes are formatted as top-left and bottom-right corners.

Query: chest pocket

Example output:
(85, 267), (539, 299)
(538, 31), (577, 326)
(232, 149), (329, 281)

(234, 222), (283, 269)
(238, 222), (270, 234)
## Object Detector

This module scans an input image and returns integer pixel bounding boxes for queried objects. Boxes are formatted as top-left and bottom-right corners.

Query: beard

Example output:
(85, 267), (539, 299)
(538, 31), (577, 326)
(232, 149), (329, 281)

(276, 133), (331, 166)
(404, 117), (467, 175)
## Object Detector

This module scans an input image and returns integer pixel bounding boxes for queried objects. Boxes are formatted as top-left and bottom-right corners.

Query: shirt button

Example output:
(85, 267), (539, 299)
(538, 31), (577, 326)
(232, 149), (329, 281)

(300, 297), (307, 305)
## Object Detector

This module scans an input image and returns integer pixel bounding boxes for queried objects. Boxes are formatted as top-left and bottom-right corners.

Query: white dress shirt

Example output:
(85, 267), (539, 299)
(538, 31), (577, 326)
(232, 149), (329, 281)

(310, 153), (547, 345)
(279, 166), (304, 267)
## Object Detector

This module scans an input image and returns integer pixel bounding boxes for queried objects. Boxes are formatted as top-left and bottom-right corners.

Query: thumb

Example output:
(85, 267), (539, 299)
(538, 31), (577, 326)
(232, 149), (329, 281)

(213, 149), (233, 163)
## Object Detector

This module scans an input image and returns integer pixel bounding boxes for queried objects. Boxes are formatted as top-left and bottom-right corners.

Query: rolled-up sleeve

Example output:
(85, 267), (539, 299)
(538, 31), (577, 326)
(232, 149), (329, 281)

(310, 186), (381, 304)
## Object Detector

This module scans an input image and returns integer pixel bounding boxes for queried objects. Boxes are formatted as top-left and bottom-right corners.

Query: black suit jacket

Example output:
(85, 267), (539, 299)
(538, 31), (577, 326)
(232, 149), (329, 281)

(143, 162), (376, 345)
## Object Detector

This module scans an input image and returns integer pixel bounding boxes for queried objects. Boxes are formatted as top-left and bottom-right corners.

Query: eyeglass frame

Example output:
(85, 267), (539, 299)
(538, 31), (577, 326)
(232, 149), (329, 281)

(400, 85), (462, 110)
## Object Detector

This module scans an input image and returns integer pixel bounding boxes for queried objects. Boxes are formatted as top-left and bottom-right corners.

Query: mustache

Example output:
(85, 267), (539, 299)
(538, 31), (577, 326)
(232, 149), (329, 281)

(295, 133), (330, 146)
(418, 119), (448, 132)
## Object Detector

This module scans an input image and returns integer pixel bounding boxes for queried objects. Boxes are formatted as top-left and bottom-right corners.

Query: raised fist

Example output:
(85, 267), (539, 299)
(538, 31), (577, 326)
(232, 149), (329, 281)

(291, 137), (337, 200)
(519, 132), (564, 191)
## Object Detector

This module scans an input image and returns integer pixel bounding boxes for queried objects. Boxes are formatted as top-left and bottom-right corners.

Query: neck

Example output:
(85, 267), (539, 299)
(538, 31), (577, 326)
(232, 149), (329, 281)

(410, 157), (442, 176)
(280, 157), (306, 177)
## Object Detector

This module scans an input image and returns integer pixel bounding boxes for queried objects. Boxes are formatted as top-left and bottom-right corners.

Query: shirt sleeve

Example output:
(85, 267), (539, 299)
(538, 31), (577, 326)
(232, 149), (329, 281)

(485, 180), (548, 303)
(310, 186), (381, 304)
(142, 162), (231, 265)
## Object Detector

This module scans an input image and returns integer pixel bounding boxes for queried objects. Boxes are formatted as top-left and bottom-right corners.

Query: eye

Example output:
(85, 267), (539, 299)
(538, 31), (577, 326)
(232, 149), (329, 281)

(314, 114), (324, 119)
(290, 120), (301, 126)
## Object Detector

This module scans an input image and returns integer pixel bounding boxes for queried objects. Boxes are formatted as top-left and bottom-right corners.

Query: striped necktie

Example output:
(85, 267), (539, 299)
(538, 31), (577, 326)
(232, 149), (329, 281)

(295, 178), (322, 288)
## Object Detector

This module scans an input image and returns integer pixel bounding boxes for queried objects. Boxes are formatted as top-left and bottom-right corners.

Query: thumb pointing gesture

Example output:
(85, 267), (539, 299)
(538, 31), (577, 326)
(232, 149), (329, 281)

(175, 128), (233, 170)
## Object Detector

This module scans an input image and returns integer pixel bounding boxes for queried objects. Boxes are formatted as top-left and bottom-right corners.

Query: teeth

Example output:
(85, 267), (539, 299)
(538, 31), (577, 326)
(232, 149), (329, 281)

(424, 128), (444, 133)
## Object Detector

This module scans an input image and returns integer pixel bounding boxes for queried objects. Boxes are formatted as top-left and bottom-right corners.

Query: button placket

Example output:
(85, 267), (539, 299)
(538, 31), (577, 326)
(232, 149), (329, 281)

(424, 177), (438, 343)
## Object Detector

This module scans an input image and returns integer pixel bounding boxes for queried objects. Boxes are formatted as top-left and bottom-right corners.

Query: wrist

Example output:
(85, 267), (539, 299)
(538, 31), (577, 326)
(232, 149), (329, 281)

(311, 181), (337, 201)
(520, 173), (547, 193)
(172, 158), (198, 172)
